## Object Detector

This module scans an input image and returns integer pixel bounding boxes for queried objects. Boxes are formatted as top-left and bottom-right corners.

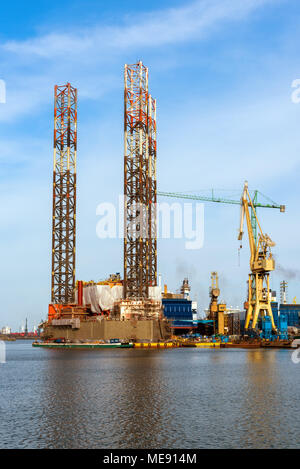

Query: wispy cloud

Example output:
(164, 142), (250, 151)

(0, 0), (279, 124)
(2, 0), (275, 58)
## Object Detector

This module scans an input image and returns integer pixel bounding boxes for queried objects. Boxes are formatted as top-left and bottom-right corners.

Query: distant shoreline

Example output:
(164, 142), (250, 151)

(0, 335), (36, 341)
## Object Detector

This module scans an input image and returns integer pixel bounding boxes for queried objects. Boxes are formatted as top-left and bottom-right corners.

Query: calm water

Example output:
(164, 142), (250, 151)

(0, 340), (299, 449)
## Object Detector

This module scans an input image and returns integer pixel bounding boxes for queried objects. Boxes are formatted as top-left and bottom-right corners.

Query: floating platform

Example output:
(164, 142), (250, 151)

(33, 339), (299, 351)
(135, 341), (229, 348)
(221, 342), (261, 349)
(221, 340), (298, 349)
(195, 342), (221, 348)
(32, 341), (133, 349)
(134, 342), (177, 348)
(180, 341), (222, 348)
(261, 340), (294, 349)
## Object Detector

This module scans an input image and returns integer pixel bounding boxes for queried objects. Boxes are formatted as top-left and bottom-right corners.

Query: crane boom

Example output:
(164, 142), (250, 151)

(158, 190), (283, 209)
(158, 189), (285, 244)
(238, 182), (257, 265)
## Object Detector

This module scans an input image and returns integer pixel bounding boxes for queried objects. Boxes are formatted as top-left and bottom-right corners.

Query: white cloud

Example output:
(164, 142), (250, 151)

(2, 0), (276, 58)
(0, 0), (279, 124)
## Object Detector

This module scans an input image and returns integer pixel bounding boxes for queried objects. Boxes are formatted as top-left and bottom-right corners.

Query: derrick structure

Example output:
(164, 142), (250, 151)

(148, 94), (157, 290)
(51, 83), (77, 304)
(124, 62), (157, 298)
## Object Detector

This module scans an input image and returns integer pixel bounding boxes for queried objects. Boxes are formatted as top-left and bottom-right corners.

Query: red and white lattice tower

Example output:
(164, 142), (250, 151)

(124, 62), (157, 299)
(51, 83), (77, 304)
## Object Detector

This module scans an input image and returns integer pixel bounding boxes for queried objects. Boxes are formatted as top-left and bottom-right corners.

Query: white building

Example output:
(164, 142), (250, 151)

(1, 326), (11, 335)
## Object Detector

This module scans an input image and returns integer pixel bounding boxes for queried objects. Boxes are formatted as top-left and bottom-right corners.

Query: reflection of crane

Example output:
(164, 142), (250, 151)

(238, 181), (278, 331)
(158, 189), (285, 244)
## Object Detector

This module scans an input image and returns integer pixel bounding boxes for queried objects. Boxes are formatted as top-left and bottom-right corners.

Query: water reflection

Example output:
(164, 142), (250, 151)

(240, 350), (280, 448)
(111, 351), (173, 448)
(39, 350), (176, 448)
(1, 343), (299, 448)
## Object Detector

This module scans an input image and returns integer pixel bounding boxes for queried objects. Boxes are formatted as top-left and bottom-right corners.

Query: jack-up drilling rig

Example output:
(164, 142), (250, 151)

(238, 181), (284, 331)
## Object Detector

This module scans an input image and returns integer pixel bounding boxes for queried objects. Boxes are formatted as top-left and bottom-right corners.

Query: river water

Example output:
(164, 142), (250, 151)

(0, 340), (299, 449)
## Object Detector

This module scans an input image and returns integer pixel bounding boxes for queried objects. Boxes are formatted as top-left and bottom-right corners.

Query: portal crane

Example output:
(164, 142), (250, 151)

(158, 184), (285, 332)
(238, 181), (279, 331)
(208, 272), (226, 334)
(208, 272), (220, 322)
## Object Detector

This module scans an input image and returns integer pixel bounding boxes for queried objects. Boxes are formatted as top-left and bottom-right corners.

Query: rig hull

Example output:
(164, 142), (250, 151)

(42, 318), (172, 343)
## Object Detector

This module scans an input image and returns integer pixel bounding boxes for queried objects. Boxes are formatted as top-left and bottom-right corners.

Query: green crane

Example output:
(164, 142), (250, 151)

(157, 186), (285, 244)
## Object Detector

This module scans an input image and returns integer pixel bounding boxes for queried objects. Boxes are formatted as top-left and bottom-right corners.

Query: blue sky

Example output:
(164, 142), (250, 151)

(1, 0), (300, 330)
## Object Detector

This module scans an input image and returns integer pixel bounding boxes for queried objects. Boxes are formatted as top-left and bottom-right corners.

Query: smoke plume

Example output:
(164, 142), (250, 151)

(276, 264), (300, 281)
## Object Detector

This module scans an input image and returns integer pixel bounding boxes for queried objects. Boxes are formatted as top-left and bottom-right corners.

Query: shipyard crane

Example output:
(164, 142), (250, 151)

(238, 181), (281, 331)
(208, 272), (226, 335)
(158, 184), (285, 332)
(158, 189), (285, 244)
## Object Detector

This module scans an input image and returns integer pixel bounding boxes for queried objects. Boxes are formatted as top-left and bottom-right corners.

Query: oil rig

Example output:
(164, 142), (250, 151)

(43, 63), (170, 343)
